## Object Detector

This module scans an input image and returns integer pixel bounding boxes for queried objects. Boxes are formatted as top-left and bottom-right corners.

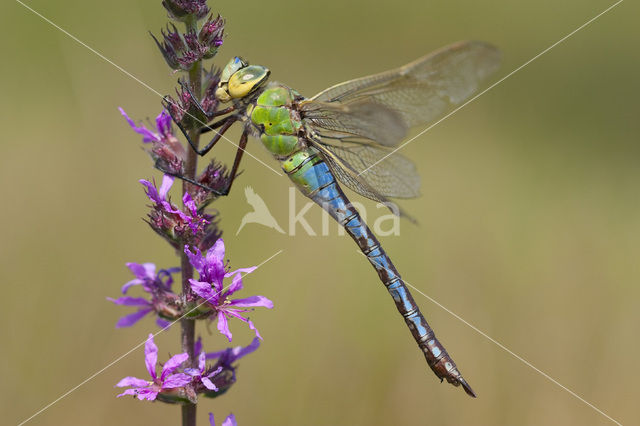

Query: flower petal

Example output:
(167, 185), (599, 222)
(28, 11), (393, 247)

(201, 376), (218, 391)
(155, 110), (172, 137)
(184, 367), (200, 376)
(189, 279), (216, 301)
(161, 352), (189, 380)
(197, 350), (206, 371)
(225, 272), (244, 295)
(144, 334), (158, 380)
(205, 337), (260, 363)
(228, 295), (274, 309)
(140, 179), (161, 204)
(233, 337), (261, 360)
(194, 336), (203, 358)
(217, 311), (232, 342)
(183, 191), (197, 216)
(135, 388), (159, 401)
(115, 308), (152, 328)
(158, 175), (175, 199)
(121, 279), (143, 294)
(224, 266), (257, 278)
(222, 413), (237, 426)
(208, 239), (225, 264)
(116, 388), (138, 398)
(184, 245), (205, 274)
(248, 319), (262, 340)
(127, 262), (156, 281)
(156, 318), (171, 329)
(108, 296), (150, 307)
(162, 372), (191, 389)
(209, 413), (216, 426)
(115, 376), (149, 388)
(119, 107), (159, 143)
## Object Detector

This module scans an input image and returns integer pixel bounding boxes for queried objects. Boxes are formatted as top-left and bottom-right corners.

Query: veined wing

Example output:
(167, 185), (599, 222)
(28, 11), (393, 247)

(310, 140), (417, 222)
(300, 41), (500, 147)
(300, 99), (407, 147)
(317, 139), (420, 199)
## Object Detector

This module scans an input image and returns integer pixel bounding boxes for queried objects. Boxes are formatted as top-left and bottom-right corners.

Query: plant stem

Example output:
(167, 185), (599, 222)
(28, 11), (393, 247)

(181, 18), (203, 426)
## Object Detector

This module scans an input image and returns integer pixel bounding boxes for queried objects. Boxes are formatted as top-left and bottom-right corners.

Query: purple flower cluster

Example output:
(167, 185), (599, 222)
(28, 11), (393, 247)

(120, 108), (186, 176)
(152, 15), (224, 71)
(137, 175), (220, 251)
(121, 107), (230, 207)
(117, 334), (191, 401)
(109, 239), (271, 337)
(113, 1), (269, 424)
(186, 239), (273, 341)
(116, 334), (259, 405)
(108, 263), (180, 328)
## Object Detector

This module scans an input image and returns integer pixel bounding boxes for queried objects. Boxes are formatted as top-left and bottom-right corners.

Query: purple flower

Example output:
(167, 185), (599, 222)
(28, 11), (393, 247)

(108, 263), (180, 328)
(200, 66), (222, 117)
(184, 337), (222, 391)
(140, 176), (220, 250)
(185, 240), (273, 341)
(199, 15), (225, 58)
(151, 14), (223, 70)
(120, 108), (173, 144)
(108, 296), (160, 328)
(116, 334), (191, 401)
(142, 175), (201, 232)
(210, 412), (237, 426)
(120, 107), (186, 175)
(206, 337), (261, 367)
(198, 337), (261, 395)
(190, 159), (231, 209)
(121, 262), (177, 294)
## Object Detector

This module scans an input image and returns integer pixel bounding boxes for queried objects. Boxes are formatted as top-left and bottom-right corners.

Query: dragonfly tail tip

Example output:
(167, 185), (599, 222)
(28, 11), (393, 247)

(458, 377), (477, 398)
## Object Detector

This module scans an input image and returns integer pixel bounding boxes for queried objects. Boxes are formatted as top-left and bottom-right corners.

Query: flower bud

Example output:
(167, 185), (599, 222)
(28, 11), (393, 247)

(162, 0), (210, 22)
(199, 15), (225, 59)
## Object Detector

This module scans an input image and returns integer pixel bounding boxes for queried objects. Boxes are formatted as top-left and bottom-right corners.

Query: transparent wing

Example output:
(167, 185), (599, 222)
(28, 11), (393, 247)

(318, 139), (420, 199)
(310, 141), (417, 222)
(300, 100), (407, 147)
(300, 41), (501, 147)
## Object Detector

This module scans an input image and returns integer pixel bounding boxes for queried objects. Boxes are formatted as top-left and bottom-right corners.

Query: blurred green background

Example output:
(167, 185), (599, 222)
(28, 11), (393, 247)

(2, 0), (639, 425)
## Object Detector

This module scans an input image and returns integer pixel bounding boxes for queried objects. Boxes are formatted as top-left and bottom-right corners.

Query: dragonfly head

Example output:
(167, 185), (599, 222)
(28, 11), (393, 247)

(216, 57), (270, 102)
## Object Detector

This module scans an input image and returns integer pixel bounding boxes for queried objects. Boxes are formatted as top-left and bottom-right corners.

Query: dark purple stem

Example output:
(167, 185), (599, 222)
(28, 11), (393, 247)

(181, 17), (202, 426)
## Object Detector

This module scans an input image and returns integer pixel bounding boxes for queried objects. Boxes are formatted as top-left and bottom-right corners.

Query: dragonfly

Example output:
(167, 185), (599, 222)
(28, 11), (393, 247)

(165, 40), (500, 397)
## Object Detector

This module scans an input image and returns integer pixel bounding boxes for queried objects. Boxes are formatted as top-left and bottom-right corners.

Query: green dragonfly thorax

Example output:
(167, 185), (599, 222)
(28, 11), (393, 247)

(249, 84), (305, 157)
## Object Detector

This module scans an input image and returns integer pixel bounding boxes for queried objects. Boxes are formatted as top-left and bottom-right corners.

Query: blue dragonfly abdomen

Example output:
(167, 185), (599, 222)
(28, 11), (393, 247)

(282, 146), (476, 397)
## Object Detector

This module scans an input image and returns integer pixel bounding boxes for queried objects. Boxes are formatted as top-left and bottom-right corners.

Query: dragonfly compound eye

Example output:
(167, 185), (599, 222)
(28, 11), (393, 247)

(220, 56), (248, 83)
(227, 65), (270, 99)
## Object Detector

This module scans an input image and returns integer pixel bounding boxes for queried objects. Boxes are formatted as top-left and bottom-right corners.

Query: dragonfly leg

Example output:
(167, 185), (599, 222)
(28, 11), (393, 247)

(216, 129), (248, 196)
(197, 117), (236, 156)
(161, 95), (201, 154)
(153, 162), (228, 196)
(162, 95), (237, 156)
(153, 128), (248, 197)
(176, 79), (236, 121)
(177, 78), (210, 118)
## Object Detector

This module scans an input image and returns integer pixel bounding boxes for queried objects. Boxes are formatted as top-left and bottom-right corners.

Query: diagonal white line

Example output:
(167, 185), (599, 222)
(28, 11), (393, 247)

(17, 249), (284, 426)
(14, 0), (283, 177)
(357, 0), (624, 178)
(402, 279), (623, 426)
